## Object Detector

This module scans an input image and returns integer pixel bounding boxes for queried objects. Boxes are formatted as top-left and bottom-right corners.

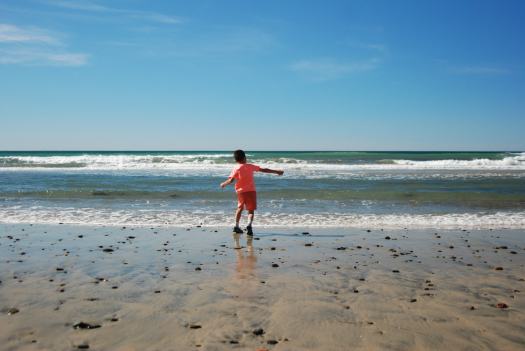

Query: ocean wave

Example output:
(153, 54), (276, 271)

(0, 206), (523, 229)
(391, 153), (525, 169)
(1, 152), (524, 171)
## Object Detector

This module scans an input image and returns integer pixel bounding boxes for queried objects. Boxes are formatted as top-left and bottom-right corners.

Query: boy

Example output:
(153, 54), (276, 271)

(220, 149), (283, 235)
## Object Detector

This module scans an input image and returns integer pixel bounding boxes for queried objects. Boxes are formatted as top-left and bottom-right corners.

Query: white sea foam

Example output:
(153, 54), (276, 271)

(1, 153), (524, 172)
(0, 206), (523, 229)
(391, 153), (525, 169)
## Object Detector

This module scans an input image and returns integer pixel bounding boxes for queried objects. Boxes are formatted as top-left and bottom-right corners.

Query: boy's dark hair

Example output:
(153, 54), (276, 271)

(233, 149), (246, 162)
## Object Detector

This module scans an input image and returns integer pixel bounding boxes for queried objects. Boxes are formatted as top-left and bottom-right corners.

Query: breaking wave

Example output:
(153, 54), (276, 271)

(0, 206), (523, 229)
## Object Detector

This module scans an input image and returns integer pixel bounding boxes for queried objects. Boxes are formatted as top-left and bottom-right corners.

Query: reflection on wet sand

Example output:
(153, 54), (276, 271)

(233, 234), (257, 279)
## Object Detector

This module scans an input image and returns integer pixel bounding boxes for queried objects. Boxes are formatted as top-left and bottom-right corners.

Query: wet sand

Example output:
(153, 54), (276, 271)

(0, 224), (524, 350)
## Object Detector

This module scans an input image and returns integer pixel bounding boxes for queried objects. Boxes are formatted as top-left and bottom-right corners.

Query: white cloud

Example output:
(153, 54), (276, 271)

(43, 0), (109, 12)
(0, 48), (88, 66)
(0, 23), (58, 44)
(44, 0), (183, 24)
(290, 57), (380, 80)
(450, 65), (511, 75)
(0, 23), (88, 66)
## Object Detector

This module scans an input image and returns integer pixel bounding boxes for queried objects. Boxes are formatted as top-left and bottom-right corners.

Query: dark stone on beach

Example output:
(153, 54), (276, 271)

(392, 270), (400, 273)
(495, 267), (504, 271)
(56, 267), (64, 271)
(272, 263), (279, 268)
(302, 232), (310, 235)
(496, 303), (508, 309)
(78, 235), (83, 238)
(7, 308), (19, 315)
(304, 243), (312, 247)
(270, 247), (276, 250)
(267, 340), (278, 345)
(366, 230), (371, 232)
(195, 267), (202, 271)
(110, 317), (119, 322)
(410, 299), (417, 303)
(102, 248), (114, 253)
(77, 344), (90, 349)
(353, 289), (359, 293)
(189, 324), (202, 329)
(495, 246), (508, 249)
(336, 247), (347, 250)
(253, 328), (265, 336)
(510, 251), (517, 254)
(111, 286), (118, 289)
(470, 306), (476, 310)
(127, 236), (136, 239)
(155, 290), (161, 293)
(229, 340), (239, 344)
(384, 236), (391, 240)
(73, 322), (101, 330)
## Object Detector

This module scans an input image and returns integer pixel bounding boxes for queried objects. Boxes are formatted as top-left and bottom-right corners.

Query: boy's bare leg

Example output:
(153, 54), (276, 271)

(235, 207), (243, 227)
(246, 211), (255, 235)
(247, 210), (254, 227)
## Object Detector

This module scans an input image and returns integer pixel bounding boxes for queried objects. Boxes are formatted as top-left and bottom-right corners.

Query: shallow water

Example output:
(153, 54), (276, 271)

(1, 151), (524, 228)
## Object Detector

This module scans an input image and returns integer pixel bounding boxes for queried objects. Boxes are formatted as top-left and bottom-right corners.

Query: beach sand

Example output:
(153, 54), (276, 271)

(0, 224), (524, 350)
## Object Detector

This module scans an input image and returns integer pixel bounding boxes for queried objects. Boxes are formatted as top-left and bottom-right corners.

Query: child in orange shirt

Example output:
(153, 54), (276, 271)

(220, 150), (283, 235)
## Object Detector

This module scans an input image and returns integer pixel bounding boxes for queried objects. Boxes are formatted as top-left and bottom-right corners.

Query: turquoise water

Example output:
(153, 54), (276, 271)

(1, 151), (524, 228)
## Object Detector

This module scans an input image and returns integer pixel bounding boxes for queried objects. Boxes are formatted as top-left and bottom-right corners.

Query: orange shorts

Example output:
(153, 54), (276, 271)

(237, 191), (257, 211)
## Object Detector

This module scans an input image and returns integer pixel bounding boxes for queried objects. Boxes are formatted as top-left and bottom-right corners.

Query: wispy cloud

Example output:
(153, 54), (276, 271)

(0, 23), (58, 44)
(0, 23), (88, 66)
(450, 65), (511, 75)
(290, 57), (380, 80)
(44, 0), (183, 24)
(0, 48), (88, 66)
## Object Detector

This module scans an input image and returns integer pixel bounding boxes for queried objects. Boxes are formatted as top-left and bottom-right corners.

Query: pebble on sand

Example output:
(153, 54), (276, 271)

(7, 307), (19, 315)
(253, 328), (265, 336)
(73, 322), (101, 330)
(496, 303), (509, 309)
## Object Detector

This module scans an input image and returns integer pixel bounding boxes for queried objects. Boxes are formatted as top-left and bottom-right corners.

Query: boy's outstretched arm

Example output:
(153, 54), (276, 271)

(220, 177), (234, 188)
(260, 168), (284, 176)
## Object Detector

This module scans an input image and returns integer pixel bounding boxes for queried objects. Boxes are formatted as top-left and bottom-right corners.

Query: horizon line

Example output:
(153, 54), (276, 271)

(0, 149), (522, 153)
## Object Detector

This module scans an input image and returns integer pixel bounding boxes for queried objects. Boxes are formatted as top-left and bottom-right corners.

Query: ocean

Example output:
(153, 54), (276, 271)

(0, 151), (524, 228)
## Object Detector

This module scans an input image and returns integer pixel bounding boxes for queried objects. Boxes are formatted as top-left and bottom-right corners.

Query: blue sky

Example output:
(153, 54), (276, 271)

(0, 0), (524, 150)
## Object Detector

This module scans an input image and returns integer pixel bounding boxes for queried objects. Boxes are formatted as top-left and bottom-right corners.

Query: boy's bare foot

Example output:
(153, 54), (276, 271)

(233, 226), (243, 234)
(246, 225), (254, 236)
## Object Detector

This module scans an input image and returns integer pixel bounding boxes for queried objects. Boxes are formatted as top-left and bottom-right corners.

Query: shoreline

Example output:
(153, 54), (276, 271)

(1, 224), (524, 350)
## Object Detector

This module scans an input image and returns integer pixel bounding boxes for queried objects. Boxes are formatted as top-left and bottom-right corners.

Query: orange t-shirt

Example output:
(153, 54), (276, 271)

(229, 163), (261, 193)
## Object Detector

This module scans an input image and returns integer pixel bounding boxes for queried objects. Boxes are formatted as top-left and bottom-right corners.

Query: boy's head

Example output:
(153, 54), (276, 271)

(233, 149), (246, 163)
